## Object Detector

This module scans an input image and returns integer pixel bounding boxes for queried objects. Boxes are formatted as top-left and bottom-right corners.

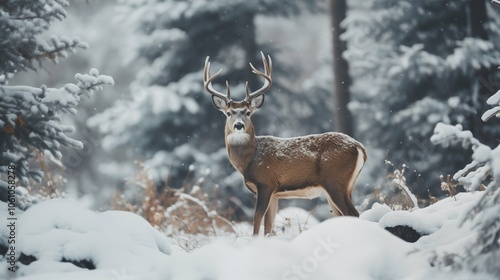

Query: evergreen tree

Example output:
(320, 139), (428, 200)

(343, 0), (500, 195)
(89, 0), (320, 195)
(0, 0), (114, 208)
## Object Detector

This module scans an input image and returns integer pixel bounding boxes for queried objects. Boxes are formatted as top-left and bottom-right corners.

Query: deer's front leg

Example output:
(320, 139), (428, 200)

(264, 196), (278, 236)
(253, 187), (273, 236)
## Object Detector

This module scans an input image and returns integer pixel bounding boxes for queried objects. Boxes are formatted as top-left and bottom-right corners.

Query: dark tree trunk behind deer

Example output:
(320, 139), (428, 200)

(241, 13), (258, 90)
(330, 0), (353, 136)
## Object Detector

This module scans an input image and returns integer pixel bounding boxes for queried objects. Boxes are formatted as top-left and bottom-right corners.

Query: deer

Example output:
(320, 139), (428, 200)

(203, 52), (367, 236)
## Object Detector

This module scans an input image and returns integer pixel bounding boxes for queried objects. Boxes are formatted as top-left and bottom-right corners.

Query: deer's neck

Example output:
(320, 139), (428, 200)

(225, 127), (257, 174)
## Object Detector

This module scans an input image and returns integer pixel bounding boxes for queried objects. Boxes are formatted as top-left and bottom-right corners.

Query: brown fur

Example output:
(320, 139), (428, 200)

(222, 101), (367, 236)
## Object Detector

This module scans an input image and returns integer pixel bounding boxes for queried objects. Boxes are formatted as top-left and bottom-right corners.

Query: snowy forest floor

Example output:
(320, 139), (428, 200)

(0, 190), (496, 280)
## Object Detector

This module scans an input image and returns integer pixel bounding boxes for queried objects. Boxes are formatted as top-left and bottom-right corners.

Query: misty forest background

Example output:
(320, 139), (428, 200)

(2, 0), (500, 224)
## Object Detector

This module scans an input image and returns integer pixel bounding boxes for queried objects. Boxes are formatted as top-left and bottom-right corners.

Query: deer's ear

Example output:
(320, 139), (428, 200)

(212, 95), (227, 112)
(250, 95), (264, 111)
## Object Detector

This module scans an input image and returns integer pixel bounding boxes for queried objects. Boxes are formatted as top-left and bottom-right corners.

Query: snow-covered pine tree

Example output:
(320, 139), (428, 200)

(343, 0), (500, 195)
(0, 0), (114, 209)
(431, 87), (500, 277)
(88, 0), (320, 195)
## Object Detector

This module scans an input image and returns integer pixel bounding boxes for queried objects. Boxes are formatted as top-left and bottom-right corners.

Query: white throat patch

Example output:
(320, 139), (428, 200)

(226, 131), (250, 145)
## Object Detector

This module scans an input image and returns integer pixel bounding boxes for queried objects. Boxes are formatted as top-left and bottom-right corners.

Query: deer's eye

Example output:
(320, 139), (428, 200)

(246, 111), (251, 117)
(226, 112), (231, 117)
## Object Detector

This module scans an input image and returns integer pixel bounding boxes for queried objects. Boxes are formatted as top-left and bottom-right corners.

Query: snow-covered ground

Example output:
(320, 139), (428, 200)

(0, 192), (496, 280)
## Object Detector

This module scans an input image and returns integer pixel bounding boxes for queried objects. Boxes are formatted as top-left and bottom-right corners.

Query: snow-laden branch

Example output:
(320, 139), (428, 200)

(30, 36), (89, 64)
(0, 69), (113, 198)
(431, 123), (492, 191)
(0, 0), (86, 81)
(481, 89), (500, 122)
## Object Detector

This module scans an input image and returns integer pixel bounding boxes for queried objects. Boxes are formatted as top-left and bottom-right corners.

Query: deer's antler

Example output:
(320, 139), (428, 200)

(245, 51), (273, 102)
(204, 56), (231, 103)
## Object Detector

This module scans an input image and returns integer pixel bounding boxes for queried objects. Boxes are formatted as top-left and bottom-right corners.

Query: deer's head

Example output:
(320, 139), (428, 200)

(204, 52), (272, 145)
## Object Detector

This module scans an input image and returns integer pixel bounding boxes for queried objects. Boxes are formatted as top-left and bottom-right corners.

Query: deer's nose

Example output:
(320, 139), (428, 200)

(234, 122), (244, 131)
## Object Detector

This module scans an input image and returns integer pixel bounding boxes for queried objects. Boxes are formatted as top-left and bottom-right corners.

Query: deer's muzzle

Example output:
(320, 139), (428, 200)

(234, 122), (244, 131)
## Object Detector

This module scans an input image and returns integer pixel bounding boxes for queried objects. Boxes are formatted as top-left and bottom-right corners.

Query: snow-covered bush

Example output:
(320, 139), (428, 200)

(0, 1), (114, 209)
(385, 161), (420, 210)
(359, 161), (438, 215)
(431, 90), (500, 276)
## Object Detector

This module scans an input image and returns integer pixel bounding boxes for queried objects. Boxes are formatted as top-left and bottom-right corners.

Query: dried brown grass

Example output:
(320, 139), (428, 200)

(27, 150), (66, 200)
(111, 162), (236, 237)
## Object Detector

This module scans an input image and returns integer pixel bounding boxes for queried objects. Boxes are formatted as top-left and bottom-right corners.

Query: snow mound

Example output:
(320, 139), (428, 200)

(362, 192), (482, 235)
(359, 202), (392, 222)
(148, 217), (441, 280)
(290, 217), (433, 279)
(9, 199), (171, 279)
(2, 194), (494, 280)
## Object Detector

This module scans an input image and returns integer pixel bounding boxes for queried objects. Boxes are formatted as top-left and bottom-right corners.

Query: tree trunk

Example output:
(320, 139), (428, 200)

(469, 0), (488, 40)
(330, 0), (353, 136)
(468, 0), (489, 138)
(241, 12), (258, 92)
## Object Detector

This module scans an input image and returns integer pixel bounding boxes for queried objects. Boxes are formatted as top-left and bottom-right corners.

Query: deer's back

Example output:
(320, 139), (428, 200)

(247, 132), (365, 191)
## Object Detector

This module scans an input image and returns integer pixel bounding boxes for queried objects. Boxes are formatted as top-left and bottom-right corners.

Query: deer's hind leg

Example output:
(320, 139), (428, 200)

(326, 195), (343, 216)
(323, 184), (350, 216)
(344, 193), (359, 216)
